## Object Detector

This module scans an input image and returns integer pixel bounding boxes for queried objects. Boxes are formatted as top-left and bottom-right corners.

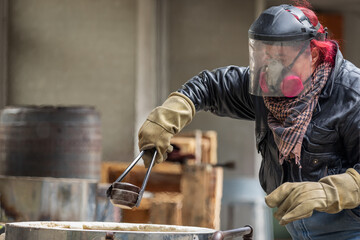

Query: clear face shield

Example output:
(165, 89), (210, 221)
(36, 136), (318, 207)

(249, 39), (312, 97)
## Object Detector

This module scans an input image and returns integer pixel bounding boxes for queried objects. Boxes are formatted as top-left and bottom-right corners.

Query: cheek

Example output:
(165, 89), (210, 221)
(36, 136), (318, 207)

(291, 65), (303, 78)
(291, 58), (312, 81)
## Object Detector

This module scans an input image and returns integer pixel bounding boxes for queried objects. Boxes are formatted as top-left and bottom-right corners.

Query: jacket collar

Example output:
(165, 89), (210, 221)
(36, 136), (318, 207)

(320, 41), (343, 99)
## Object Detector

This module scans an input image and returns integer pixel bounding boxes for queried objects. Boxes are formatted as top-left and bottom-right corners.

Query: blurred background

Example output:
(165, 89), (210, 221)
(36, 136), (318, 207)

(0, 0), (359, 239)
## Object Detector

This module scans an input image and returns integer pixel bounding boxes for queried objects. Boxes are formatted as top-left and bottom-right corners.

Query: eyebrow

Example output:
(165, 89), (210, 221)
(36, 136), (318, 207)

(265, 51), (286, 58)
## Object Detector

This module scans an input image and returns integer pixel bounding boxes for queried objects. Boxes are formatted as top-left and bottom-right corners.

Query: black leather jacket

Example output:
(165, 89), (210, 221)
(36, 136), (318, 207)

(178, 47), (360, 194)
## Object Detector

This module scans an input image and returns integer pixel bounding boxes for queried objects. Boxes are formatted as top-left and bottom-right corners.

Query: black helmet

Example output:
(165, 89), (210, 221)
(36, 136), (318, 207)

(248, 5), (326, 42)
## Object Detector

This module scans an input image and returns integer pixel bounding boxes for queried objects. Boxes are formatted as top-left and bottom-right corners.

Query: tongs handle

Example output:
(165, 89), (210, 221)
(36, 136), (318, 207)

(114, 150), (145, 183)
(136, 150), (157, 207)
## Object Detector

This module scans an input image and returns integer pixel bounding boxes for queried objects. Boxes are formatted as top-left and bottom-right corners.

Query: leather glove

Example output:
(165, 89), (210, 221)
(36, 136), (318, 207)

(265, 168), (360, 225)
(138, 92), (195, 168)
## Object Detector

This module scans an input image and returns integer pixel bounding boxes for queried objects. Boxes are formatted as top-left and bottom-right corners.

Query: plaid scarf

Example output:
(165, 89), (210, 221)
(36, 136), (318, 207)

(263, 63), (332, 165)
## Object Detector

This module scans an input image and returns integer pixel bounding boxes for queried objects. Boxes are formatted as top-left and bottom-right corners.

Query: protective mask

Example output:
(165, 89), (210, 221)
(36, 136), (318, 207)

(259, 59), (304, 98)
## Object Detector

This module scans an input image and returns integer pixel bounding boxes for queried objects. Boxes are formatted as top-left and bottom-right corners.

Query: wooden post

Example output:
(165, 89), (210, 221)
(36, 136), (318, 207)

(181, 164), (223, 229)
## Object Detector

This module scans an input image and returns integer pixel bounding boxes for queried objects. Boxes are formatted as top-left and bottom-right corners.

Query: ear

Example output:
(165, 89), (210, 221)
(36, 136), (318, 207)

(311, 49), (319, 67)
(311, 49), (319, 72)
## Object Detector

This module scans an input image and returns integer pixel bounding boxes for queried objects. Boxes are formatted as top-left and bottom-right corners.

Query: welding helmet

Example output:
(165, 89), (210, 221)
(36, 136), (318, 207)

(248, 5), (326, 97)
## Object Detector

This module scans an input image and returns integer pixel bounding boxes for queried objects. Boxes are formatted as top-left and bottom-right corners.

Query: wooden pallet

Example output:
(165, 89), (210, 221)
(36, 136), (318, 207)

(171, 130), (217, 165)
(101, 162), (182, 192)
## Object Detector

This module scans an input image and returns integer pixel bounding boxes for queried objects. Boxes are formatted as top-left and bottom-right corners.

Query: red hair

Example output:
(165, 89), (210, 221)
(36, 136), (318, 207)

(293, 2), (337, 67)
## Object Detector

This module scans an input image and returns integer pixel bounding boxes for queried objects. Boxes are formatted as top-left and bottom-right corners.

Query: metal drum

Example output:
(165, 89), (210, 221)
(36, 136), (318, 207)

(0, 176), (98, 222)
(0, 106), (102, 179)
(4, 222), (216, 240)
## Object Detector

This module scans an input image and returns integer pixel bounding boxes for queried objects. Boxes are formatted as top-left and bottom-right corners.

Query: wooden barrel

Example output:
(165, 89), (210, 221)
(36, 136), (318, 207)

(0, 106), (102, 179)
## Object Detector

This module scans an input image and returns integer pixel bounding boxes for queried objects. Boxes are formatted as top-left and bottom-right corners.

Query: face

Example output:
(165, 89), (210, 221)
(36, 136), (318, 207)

(248, 39), (313, 97)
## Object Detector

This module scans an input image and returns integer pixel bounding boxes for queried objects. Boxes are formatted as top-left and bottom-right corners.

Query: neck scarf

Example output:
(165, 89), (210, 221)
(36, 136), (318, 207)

(263, 63), (332, 165)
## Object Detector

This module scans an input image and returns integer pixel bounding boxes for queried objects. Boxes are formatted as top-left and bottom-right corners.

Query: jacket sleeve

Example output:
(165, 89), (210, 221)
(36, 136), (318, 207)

(177, 65), (255, 120)
(343, 105), (360, 173)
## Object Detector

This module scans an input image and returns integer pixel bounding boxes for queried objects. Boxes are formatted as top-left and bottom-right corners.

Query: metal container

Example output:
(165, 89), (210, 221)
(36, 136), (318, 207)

(0, 106), (102, 179)
(0, 176), (98, 222)
(4, 221), (216, 240)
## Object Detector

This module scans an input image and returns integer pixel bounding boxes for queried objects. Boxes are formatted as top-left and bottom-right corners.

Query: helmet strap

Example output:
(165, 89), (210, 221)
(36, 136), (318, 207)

(284, 41), (309, 73)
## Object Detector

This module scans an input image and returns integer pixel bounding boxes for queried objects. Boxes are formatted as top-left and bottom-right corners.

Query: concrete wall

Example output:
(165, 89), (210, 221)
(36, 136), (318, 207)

(7, 0), (263, 178)
(344, 12), (360, 66)
(8, 0), (137, 162)
(167, 0), (260, 179)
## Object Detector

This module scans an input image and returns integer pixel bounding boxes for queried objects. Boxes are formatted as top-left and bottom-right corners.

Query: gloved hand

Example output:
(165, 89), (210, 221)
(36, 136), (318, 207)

(138, 92), (195, 168)
(265, 168), (360, 225)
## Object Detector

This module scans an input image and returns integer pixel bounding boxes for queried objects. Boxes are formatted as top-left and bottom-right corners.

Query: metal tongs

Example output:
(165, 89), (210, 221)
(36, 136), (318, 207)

(106, 149), (157, 208)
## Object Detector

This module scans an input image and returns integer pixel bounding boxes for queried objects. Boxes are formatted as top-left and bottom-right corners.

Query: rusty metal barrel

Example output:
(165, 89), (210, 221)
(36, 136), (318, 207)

(0, 106), (102, 179)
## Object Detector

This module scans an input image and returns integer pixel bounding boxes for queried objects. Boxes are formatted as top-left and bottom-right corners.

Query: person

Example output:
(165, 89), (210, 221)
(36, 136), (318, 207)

(137, 3), (360, 239)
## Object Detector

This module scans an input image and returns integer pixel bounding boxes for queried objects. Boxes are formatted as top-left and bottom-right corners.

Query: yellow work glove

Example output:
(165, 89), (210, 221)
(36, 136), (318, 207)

(138, 92), (195, 168)
(265, 168), (360, 225)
